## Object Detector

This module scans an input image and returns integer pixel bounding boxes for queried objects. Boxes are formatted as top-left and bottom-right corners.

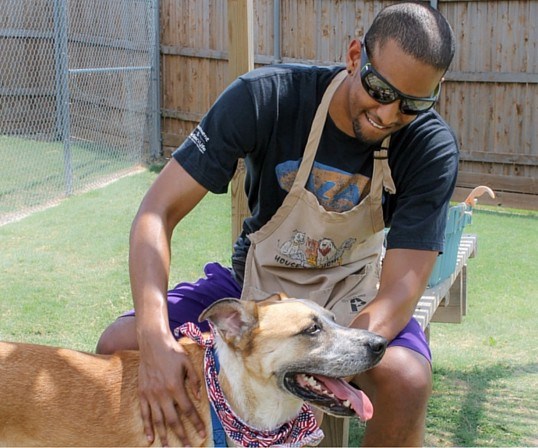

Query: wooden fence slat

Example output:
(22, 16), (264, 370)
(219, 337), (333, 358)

(456, 171), (537, 195)
(459, 151), (538, 166)
(227, 0), (254, 242)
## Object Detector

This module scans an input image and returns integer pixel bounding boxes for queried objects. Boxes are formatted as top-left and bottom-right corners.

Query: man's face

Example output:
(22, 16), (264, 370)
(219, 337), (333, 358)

(344, 39), (445, 145)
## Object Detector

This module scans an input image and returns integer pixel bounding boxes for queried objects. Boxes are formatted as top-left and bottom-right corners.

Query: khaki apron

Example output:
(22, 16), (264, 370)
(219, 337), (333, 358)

(241, 70), (396, 326)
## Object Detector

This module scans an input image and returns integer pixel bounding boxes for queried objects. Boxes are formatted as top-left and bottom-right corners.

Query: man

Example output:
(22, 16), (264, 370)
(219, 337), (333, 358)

(97, 2), (457, 446)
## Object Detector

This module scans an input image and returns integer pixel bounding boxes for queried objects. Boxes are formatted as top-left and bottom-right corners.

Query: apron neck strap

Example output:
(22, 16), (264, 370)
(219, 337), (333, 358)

(371, 136), (396, 199)
(295, 70), (347, 184)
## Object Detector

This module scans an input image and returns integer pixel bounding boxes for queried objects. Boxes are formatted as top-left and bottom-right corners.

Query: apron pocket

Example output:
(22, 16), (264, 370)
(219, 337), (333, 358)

(308, 287), (334, 309)
(327, 262), (380, 326)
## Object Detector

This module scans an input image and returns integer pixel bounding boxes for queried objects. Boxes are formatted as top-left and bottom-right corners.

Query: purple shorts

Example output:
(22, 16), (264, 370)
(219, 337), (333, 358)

(123, 262), (431, 362)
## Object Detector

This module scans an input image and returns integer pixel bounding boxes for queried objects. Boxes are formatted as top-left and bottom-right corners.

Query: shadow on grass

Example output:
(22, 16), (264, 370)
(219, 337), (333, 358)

(428, 362), (538, 446)
(349, 362), (538, 447)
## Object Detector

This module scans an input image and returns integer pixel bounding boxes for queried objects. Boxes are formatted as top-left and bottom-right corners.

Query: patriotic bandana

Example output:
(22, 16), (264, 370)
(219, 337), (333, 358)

(175, 322), (325, 447)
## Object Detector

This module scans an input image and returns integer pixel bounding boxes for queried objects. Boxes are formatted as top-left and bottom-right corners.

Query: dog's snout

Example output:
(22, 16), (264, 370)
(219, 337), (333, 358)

(368, 335), (387, 356)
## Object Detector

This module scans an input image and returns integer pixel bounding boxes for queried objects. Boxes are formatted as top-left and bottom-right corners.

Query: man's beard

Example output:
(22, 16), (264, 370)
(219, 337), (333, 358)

(352, 118), (386, 146)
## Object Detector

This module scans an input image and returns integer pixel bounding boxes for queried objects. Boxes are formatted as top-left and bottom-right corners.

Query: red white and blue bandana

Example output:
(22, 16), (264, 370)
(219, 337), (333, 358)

(176, 322), (324, 447)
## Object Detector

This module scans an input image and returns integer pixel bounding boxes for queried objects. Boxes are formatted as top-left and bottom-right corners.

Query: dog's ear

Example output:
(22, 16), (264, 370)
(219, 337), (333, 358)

(199, 298), (259, 350)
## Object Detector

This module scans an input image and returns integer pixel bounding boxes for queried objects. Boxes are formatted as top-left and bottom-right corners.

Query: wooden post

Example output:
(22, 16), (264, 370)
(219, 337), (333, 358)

(431, 270), (464, 324)
(228, 0), (254, 243)
(227, 0), (254, 81)
(319, 416), (350, 447)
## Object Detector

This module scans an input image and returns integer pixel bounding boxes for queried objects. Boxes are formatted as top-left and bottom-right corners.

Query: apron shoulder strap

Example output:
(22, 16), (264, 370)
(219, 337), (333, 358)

(295, 70), (348, 185)
(373, 136), (396, 195)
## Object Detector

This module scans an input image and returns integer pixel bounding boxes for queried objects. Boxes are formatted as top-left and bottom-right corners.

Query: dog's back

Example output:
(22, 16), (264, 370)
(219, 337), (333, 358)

(0, 297), (387, 447)
(0, 340), (210, 447)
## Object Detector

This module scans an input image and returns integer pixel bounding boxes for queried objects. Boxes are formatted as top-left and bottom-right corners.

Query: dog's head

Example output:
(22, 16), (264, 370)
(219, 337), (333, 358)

(199, 294), (386, 421)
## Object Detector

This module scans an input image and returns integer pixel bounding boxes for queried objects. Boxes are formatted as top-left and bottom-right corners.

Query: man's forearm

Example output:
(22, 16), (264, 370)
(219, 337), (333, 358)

(129, 209), (174, 344)
(350, 248), (438, 341)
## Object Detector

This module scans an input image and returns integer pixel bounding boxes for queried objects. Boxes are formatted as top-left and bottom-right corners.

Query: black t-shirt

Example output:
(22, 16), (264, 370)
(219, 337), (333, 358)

(173, 64), (459, 281)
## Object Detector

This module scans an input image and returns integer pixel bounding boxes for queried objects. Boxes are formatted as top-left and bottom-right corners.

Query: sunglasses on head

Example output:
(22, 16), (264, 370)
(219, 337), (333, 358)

(359, 44), (441, 115)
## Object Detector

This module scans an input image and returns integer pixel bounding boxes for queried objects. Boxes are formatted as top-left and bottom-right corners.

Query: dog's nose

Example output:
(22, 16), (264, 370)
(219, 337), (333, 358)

(368, 335), (387, 356)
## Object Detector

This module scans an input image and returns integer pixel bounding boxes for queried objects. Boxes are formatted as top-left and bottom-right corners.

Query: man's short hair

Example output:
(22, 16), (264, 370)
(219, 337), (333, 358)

(364, 2), (455, 71)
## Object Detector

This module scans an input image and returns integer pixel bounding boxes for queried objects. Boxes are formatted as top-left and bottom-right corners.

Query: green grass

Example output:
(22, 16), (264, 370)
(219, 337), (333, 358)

(425, 209), (538, 447)
(351, 209), (538, 447)
(0, 166), (231, 350)
(1, 167), (536, 446)
(0, 135), (138, 215)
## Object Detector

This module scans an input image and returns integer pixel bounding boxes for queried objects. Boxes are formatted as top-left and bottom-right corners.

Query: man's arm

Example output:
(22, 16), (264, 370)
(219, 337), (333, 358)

(350, 248), (438, 341)
(130, 159), (208, 446)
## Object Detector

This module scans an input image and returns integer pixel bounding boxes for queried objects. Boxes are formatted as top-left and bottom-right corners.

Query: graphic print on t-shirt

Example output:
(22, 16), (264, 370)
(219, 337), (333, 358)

(275, 159), (371, 212)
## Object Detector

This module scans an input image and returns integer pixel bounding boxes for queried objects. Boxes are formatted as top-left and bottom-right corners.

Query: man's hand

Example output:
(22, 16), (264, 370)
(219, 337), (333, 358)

(128, 159), (211, 445)
(138, 336), (206, 447)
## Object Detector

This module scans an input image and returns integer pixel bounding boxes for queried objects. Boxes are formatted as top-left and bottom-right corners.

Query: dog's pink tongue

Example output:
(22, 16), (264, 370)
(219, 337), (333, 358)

(315, 375), (374, 421)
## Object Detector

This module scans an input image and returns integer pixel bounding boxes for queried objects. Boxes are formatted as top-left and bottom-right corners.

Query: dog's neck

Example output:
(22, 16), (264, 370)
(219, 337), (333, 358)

(214, 338), (304, 430)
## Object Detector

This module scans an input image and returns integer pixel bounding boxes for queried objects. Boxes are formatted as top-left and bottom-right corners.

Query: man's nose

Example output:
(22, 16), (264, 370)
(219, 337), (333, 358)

(374, 100), (402, 126)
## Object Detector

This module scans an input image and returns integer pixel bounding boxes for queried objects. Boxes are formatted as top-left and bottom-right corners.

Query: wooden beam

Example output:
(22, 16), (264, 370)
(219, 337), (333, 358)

(161, 45), (227, 60)
(452, 187), (538, 211)
(159, 46), (538, 85)
(227, 0), (254, 82)
(444, 71), (538, 84)
(459, 151), (538, 167)
(161, 108), (204, 123)
(228, 0), (254, 244)
(456, 171), (537, 195)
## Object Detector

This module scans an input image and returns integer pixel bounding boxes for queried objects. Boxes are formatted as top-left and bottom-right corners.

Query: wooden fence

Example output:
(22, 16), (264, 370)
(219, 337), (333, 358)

(161, 0), (537, 210)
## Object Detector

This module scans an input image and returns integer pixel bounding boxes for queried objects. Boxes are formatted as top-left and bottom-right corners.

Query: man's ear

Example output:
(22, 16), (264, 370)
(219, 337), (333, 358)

(199, 298), (259, 350)
(346, 39), (362, 74)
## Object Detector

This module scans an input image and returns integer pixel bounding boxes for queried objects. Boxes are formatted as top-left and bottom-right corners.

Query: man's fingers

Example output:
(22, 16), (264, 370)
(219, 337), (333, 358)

(161, 400), (190, 446)
(149, 404), (169, 448)
(143, 394), (193, 447)
(174, 363), (206, 438)
(136, 341), (206, 446)
(139, 397), (154, 443)
(186, 360), (203, 401)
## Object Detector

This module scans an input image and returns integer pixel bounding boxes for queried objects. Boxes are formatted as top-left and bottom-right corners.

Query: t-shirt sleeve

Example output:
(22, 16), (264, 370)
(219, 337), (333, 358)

(172, 78), (257, 194)
(385, 123), (459, 253)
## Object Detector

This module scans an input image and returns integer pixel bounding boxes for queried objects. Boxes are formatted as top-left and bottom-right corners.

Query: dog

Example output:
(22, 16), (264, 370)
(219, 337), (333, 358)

(0, 294), (386, 446)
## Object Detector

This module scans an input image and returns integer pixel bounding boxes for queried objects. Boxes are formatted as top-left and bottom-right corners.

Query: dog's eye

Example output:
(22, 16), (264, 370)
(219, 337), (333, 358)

(302, 323), (322, 335)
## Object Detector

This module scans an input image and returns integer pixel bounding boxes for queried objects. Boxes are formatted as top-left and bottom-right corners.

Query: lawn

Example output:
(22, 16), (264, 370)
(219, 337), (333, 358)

(0, 135), (139, 217)
(0, 167), (536, 446)
(0, 166), (231, 350)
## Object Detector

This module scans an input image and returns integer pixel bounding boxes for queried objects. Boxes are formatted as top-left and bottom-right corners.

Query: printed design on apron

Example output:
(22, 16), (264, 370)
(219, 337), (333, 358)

(277, 230), (356, 269)
(241, 69), (397, 325)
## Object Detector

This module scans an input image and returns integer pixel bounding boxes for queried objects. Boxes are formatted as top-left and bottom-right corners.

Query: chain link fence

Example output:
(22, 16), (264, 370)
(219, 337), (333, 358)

(0, 0), (160, 224)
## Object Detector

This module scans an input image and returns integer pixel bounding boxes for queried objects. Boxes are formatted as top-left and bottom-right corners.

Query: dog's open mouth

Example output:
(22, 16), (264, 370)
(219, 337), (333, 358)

(283, 373), (373, 421)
